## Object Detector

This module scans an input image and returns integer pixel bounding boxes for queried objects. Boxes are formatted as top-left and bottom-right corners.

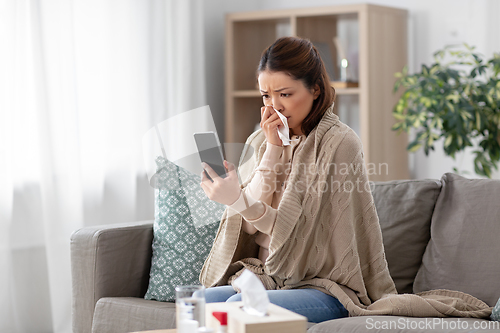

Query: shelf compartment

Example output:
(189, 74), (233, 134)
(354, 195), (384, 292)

(334, 94), (360, 138)
(229, 97), (263, 141)
(297, 13), (359, 82)
(232, 18), (292, 91)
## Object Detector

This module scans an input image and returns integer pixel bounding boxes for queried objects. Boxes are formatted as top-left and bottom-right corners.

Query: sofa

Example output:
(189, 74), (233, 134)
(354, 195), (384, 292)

(71, 173), (500, 333)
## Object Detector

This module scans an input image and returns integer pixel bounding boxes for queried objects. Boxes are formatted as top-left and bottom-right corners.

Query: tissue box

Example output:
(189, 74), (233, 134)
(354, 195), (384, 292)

(205, 301), (307, 333)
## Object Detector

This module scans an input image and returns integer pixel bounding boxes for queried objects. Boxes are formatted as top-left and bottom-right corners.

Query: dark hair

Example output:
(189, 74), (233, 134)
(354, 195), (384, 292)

(257, 36), (335, 136)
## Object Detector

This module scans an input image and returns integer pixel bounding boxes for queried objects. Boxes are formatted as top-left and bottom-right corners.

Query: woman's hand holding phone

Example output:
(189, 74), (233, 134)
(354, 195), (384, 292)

(200, 160), (241, 206)
(260, 105), (283, 146)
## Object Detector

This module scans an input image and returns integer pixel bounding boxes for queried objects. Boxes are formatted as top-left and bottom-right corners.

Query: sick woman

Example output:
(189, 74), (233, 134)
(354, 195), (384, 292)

(199, 36), (394, 323)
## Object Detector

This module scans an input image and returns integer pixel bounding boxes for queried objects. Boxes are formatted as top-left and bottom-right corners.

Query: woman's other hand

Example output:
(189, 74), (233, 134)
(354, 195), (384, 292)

(200, 160), (241, 206)
(260, 106), (283, 146)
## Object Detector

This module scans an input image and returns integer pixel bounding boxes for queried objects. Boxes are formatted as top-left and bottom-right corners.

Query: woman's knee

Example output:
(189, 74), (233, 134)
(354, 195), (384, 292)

(205, 285), (237, 303)
(226, 293), (242, 302)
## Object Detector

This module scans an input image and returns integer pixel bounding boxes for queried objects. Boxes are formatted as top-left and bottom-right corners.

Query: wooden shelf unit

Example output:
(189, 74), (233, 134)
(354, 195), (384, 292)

(225, 4), (409, 181)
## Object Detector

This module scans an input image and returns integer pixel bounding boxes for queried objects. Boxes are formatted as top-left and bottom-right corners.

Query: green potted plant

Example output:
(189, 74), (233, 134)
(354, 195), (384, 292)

(392, 44), (500, 177)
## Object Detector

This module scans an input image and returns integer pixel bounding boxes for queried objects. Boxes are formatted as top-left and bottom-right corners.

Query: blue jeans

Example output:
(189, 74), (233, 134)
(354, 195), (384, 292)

(204, 285), (349, 323)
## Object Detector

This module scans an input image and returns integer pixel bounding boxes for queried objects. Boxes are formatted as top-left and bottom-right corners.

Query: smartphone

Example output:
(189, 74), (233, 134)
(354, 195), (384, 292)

(194, 131), (227, 180)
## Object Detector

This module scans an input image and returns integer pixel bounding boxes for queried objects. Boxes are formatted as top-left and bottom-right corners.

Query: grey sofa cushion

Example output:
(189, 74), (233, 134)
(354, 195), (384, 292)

(413, 173), (500, 306)
(91, 297), (176, 333)
(307, 315), (496, 332)
(70, 221), (154, 333)
(371, 179), (442, 294)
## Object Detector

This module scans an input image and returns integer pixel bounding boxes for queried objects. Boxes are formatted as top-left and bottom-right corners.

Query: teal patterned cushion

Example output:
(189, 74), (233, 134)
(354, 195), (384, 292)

(492, 297), (500, 321)
(144, 156), (225, 301)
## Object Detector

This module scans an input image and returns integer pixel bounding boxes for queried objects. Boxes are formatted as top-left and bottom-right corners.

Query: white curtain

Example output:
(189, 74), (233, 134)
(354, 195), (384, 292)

(0, 0), (207, 332)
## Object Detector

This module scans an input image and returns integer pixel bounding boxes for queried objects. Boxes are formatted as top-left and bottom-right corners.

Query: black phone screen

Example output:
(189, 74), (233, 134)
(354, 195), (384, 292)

(194, 131), (227, 179)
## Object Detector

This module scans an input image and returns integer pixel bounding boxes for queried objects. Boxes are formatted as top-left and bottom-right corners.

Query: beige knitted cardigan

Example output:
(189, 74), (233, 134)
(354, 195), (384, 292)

(200, 107), (492, 318)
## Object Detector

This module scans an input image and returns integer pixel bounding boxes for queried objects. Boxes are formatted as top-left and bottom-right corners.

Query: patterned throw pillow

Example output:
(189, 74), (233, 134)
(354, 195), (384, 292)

(492, 297), (500, 321)
(144, 156), (225, 302)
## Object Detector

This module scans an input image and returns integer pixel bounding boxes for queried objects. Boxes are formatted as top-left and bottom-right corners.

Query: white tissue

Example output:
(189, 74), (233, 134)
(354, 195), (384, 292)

(273, 107), (296, 146)
(232, 269), (270, 316)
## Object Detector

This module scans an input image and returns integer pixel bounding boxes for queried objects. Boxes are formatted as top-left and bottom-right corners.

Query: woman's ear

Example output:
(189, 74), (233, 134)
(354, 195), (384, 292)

(312, 84), (320, 100)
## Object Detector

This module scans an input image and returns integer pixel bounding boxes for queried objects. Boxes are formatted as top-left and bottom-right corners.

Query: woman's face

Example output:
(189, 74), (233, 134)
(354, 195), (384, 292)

(258, 70), (319, 136)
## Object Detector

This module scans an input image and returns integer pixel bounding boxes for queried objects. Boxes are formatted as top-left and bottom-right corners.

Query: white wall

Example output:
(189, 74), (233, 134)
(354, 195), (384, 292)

(203, 0), (264, 146)
(203, 0), (500, 179)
